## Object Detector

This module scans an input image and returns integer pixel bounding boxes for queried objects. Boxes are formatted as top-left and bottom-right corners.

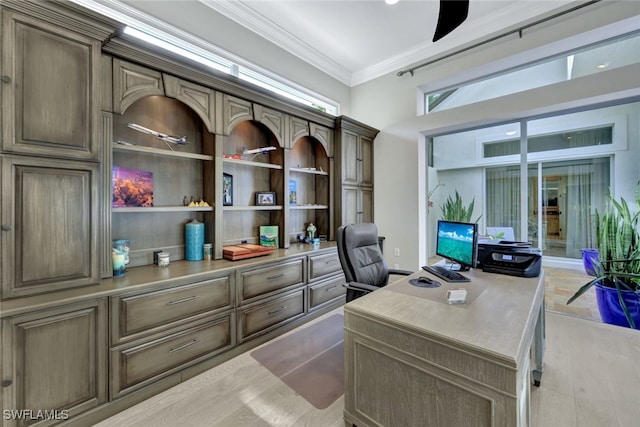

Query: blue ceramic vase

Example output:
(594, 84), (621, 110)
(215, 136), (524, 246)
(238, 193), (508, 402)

(595, 281), (640, 329)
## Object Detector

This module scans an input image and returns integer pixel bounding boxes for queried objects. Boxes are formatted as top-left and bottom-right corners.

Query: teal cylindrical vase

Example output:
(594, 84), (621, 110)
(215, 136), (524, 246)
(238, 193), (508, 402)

(185, 219), (204, 261)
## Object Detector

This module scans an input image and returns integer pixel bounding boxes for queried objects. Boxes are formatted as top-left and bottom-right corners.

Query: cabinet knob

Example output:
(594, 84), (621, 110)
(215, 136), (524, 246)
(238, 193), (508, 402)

(2, 380), (12, 387)
(1, 75), (10, 84)
(1, 224), (11, 232)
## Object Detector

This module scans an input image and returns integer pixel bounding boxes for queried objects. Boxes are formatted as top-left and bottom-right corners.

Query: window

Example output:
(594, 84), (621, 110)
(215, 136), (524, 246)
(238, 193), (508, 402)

(525, 158), (610, 258)
(429, 101), (638, 261)
(425, 31), (640, 113)
(484, 126), (613, 158)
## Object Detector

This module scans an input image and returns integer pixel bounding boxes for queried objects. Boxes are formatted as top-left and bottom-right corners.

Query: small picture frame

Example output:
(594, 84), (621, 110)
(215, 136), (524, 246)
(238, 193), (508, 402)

(256, 191), (276, 206)
(222, 173), (233, 206)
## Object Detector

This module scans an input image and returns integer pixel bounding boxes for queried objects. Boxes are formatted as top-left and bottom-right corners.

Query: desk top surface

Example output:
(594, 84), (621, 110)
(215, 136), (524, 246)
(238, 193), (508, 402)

(344, 268), (544, 363)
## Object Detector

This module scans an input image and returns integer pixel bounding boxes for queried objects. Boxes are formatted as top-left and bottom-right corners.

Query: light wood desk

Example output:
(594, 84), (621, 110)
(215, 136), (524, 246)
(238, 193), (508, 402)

(343, 268), (545, 427)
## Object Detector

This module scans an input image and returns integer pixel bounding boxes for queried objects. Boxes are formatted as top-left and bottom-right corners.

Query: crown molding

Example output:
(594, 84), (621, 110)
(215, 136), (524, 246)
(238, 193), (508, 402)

(199, 0), (352, 85)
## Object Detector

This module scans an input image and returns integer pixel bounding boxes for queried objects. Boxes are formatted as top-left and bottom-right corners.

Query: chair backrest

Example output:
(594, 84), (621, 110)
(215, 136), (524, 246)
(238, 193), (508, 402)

(337, 223), (390, 290)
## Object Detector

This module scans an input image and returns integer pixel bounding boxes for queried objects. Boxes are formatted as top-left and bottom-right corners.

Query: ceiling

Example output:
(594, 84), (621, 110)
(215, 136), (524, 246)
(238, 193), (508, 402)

(93, 0), (578, 86)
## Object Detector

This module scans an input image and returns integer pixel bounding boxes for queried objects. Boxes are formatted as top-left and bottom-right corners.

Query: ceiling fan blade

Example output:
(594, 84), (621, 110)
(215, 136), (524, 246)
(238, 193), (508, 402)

(432, 0), (470, 42)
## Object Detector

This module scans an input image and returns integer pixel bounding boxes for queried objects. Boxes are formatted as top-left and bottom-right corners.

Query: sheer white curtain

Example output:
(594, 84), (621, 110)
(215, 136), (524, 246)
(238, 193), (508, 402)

(565, 159), (609, 258)
(486, 167), (520, 237)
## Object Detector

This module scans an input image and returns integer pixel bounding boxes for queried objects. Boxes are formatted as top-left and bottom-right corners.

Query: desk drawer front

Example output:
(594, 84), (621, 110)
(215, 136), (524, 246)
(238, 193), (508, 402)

(239, 259), (304, 302)
(309, 275), (345, 309)
(116, 276), (231, 341)
(308, 252), (342, 281)
(113, 315), (232, 396)
(238, 289), (305, 342)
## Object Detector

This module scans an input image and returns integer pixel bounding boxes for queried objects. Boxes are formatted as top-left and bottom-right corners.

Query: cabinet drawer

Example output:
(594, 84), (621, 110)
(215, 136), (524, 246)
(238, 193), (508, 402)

(238, 289), (305, 342)
(309, 275), (346, 309)
(309, 251), (342, 281)
(112, 276), (232, 343)
(239, 259), (304, 303)
(111, 314), (233, 398)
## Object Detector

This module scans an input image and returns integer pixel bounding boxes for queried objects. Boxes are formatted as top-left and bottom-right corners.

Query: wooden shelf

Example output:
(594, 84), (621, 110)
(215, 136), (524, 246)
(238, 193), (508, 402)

(289, 167), (328, 176)
(223, 158), (282, 170)
(223, 205), (284, 211)
(290, 205), (329, 210)
(113, 142), (213, 161)
(113, 206), (213, 213)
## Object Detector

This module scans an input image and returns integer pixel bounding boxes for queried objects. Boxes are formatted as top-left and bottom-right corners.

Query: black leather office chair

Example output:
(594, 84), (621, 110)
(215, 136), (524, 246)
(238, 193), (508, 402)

(337, 223), (413, 303)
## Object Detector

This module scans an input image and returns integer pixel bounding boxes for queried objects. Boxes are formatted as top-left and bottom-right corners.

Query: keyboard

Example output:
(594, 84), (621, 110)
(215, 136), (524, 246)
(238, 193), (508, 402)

(421, 265), (470, 283)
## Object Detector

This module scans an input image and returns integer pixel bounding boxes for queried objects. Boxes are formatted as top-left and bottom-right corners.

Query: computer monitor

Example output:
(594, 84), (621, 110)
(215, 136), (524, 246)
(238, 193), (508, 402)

(435, 220), (478, 271)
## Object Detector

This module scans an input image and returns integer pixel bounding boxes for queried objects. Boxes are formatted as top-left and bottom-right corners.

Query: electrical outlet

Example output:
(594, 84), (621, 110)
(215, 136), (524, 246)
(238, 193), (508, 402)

(393, 263), (400, 269)
(393, 248), (400, 257)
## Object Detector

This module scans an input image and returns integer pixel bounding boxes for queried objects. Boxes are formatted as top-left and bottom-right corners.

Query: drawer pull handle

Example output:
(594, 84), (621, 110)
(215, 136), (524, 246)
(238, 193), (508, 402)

(167, 296), (197, 306)
(169, 339), (199, 353)
(324, 285), (337, 292)
(325, 259), (337, 265)
(267, 273), (284, 281)
(268, 306), (286, 315)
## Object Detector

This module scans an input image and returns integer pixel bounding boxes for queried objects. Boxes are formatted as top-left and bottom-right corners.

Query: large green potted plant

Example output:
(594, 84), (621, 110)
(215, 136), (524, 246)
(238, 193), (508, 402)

(440, 190), (481, 223)
(567, 184), (640, 329)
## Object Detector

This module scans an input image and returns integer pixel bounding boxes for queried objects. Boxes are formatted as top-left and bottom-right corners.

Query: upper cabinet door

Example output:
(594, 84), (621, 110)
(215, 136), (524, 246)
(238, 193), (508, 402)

(341, 130), (359, 186)
(1, 10), (101, 160)
(1, 155), (100, 299)
(359, 135), (374, 187)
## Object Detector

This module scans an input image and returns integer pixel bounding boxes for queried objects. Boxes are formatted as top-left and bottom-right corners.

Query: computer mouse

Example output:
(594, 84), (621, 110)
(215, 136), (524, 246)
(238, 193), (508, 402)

(418, 276), (434, 284)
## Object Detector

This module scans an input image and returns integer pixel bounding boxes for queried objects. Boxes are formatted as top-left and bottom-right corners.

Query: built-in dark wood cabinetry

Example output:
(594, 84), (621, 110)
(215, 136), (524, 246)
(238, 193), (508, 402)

(1, 299), (108, 426)
(1, 9), (102, 160)
(0, 1), (376, 425)
(1, 156), (100, 299)
(0, 4), (107, 300)
(334, 116), (378, 225)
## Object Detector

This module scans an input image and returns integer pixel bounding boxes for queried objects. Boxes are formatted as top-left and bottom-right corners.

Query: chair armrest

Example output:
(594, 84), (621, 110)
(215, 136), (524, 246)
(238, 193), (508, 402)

(389, 269), (413, 276)
(342, 281), (380, 293)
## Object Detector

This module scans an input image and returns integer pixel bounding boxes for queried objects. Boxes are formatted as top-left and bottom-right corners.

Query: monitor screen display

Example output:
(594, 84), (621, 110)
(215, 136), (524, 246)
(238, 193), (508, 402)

(436, 220), (478, 269)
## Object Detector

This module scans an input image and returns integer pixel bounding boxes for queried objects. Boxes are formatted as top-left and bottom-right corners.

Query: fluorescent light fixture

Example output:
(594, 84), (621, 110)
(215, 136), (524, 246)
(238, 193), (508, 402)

(239, 67), (338, 115)
(596, 62), (610, 69)
(123, 26), (230, 74)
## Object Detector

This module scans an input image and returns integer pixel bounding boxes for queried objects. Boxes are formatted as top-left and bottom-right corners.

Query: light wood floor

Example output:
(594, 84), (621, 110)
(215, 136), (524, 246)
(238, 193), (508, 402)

(96, 305), (639, 427)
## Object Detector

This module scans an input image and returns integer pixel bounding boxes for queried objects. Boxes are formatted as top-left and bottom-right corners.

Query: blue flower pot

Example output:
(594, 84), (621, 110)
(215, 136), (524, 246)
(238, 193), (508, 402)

(595, 281), (640, 329)
(581, 248), (600, 277)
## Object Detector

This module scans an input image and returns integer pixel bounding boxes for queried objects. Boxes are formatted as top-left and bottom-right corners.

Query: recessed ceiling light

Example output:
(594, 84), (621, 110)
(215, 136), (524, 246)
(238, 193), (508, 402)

(596, 62), (610, 69)
(506, 130), (517, 136)
(385, 0), (399, 5)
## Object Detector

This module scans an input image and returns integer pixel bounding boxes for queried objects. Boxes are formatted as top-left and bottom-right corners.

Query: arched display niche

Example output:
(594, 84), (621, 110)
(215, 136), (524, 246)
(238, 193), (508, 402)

(288, 135), (331, 243)
(111, 95), (214, 267)
(221, 120), (285, 247)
